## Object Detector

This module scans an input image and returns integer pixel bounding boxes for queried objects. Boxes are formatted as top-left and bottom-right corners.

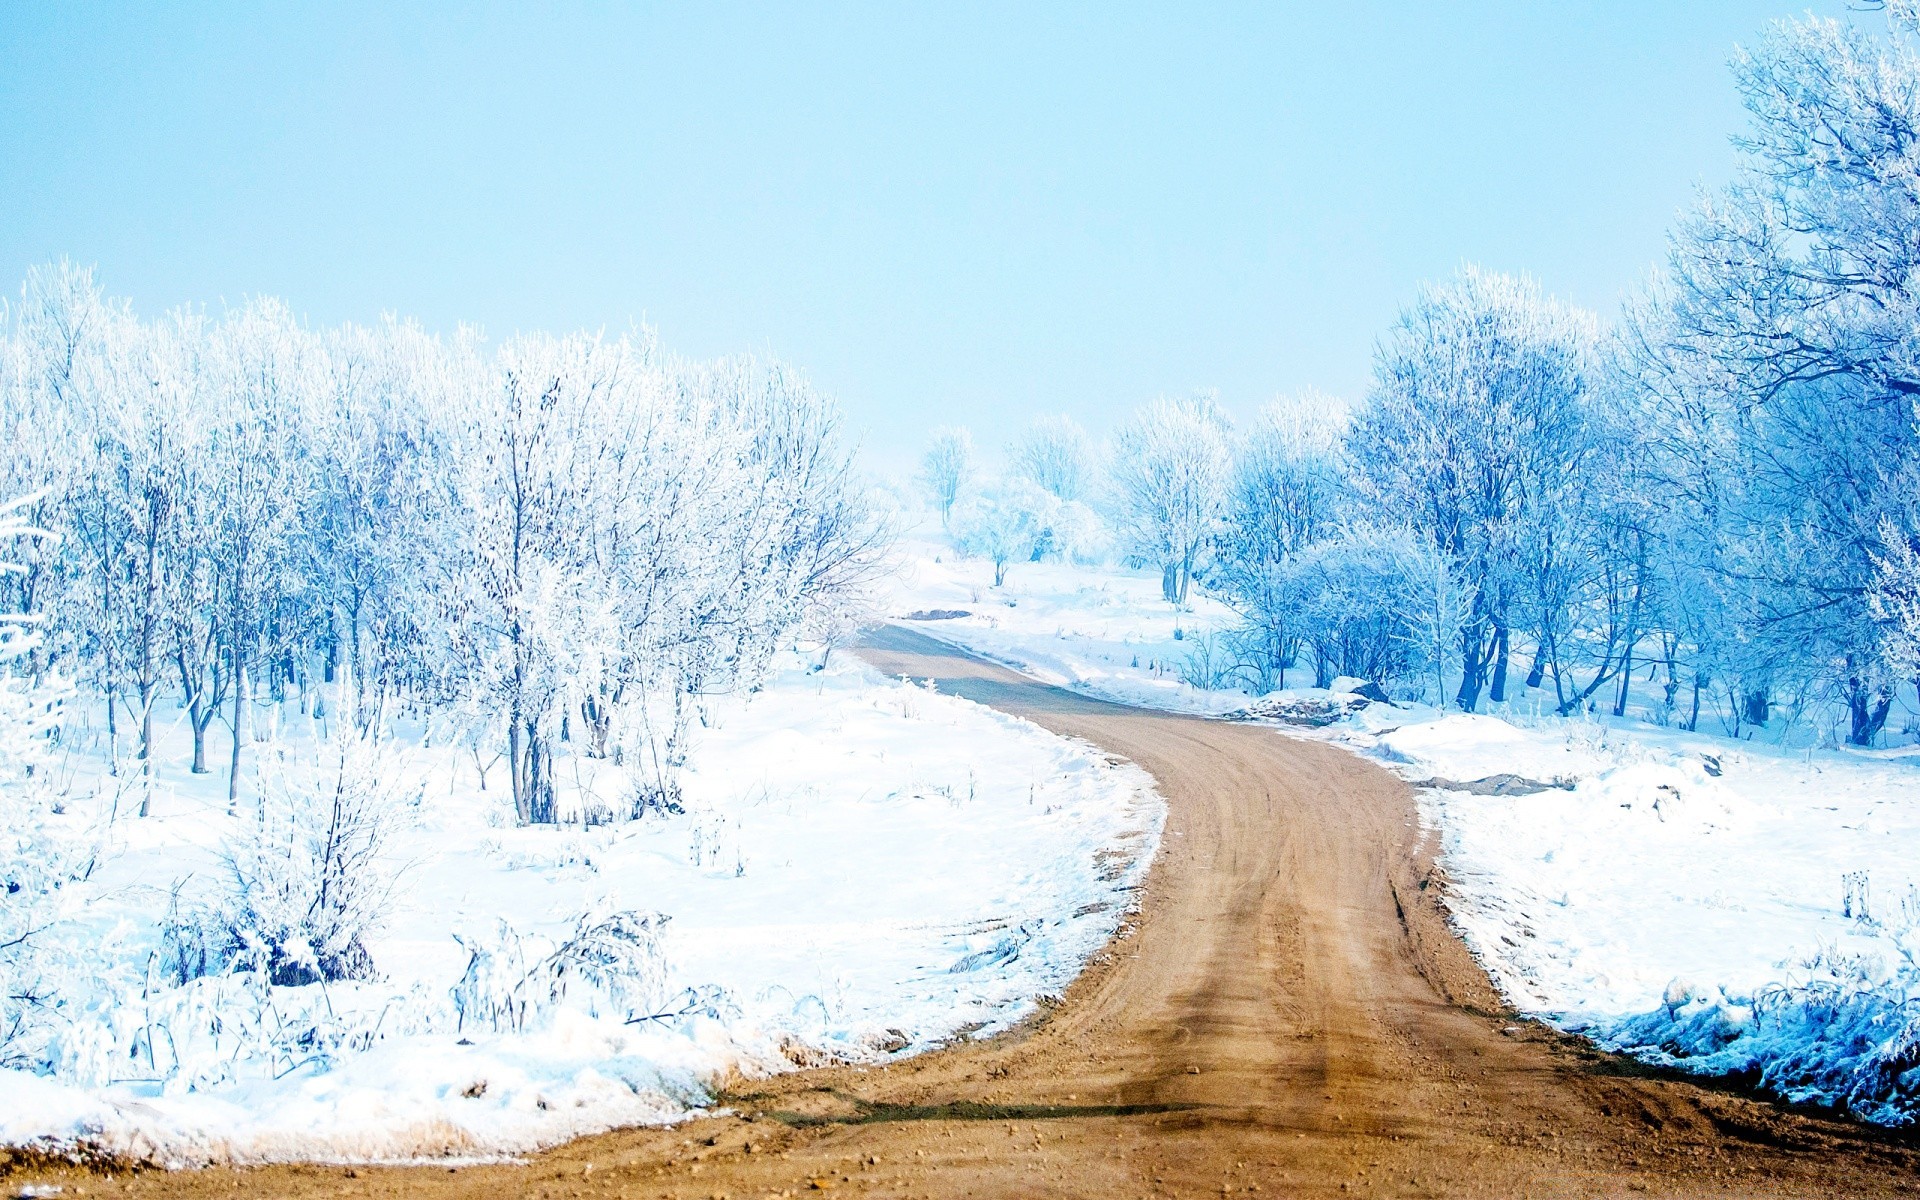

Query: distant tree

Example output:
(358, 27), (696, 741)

(919, 426), (973, 530)
(1211, 392), (1348, 689)
(955, 480), (1051, 587)
(1109, 394), (1232, 605)
(1010, 415), (1092, 502)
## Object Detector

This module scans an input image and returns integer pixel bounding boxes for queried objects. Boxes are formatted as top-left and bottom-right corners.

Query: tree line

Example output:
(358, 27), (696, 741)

(922, 8), (1920, 747)
(0, 265), (883, 822)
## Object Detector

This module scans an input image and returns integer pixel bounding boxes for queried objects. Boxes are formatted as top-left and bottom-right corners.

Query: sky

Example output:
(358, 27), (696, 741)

(0, 2), (1855, 470)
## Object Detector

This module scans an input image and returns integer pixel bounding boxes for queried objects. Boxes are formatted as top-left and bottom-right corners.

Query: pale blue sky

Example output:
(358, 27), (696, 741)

(0, 2), (1850, 467)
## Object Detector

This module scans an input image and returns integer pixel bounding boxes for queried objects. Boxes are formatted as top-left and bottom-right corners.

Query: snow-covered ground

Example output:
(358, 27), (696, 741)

(1353, 710), (1920, 1124)
(888, 534), (1920, 1124)
(883, 534), (1245, 714)
(0, 654), (1162, 1164)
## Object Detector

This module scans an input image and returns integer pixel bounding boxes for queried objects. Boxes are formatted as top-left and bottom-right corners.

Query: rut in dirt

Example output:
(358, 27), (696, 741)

(34, 624), (1920, 1199)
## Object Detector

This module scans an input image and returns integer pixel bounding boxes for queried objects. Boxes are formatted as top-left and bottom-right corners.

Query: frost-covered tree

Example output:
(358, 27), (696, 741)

(919, 425), (973, 530)
(1348, 267), (1600, 711)
(1210, 392), (1348, 689)
(1109, 393), (1232, 605)
(304, 319), (448, 726)
(0, 495), (85, 1067)
(435, 330), (649, 824)
(1623, 7), (1920, 744)
(955, 480), (1052, 587)
(1010, 415), (1093, 502)
(204, 300), (315, 804)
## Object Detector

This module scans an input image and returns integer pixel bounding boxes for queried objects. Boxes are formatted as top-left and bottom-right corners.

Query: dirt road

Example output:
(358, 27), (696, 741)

(25, 626), (1920, 1197)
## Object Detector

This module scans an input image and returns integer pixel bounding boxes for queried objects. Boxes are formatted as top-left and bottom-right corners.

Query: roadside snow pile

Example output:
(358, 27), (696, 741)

(1343, 709), (1920, 1124)
(0, 655), (1162, 1164)
(883, 535), (1247, 714)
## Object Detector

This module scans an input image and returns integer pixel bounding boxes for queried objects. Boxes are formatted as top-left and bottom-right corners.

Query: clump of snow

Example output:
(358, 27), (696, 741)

(0, 654), (1162, 1164)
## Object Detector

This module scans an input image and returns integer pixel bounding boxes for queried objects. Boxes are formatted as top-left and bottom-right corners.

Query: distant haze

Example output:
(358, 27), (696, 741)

(0, 1), (1849, 471)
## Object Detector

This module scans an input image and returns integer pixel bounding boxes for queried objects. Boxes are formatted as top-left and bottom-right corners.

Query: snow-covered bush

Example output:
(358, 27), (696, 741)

(0, 495), (88, 1069)
(169, 737), (411, 987)
(452, 908), (674, 1034)
(1286, 530), (1430, 692)
(1603, 952), (1920, 1126)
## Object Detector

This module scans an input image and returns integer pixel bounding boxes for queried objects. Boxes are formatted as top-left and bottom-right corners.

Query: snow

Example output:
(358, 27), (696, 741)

(1354, 711), (1920, 1123)
(881, 534), (1248, 715)
(889, 536), (1920, 1124)
(0, 653), (1163, 1164)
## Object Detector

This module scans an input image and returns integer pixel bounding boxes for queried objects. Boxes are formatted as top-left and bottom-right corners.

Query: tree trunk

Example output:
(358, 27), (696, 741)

(1454, 619), (1488, 712)
(228, 659), (246, 809)
(1488, 626), (1511, 704)
(323, 609), (338, 684)
(529, 731), (556, 824)
(1847, 664), (1892, 747)
(1524, 649), (1545, 690)
(104, 680), (119, 776)
(191, 702), (209, 774)
(1161, 563), (1179, 604)
(138, 690), (155, 817)
(1612, 640), (1633, 718)
(1742, 688), (1770, 729)
(350, 592), (366, 728)
(509, 718), (531, 824)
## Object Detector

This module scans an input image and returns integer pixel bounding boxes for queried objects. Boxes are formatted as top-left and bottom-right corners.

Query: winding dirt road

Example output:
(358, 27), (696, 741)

(25, 626), (1920, 1197)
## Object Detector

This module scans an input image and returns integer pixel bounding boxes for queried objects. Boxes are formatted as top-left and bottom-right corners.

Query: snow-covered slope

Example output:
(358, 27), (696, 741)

(0, 655), (1162, 1164)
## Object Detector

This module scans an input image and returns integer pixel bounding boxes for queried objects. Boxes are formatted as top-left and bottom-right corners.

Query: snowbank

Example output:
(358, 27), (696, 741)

(1354, 710), (1920, 1123)
(0, 655), (1163, 1164)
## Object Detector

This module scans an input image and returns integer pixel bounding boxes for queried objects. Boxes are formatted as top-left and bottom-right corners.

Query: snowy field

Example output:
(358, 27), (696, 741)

(890, 537), (1920, 1124)
(884, 533), (1245, 715)
(0, 655), (1163, 1164)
